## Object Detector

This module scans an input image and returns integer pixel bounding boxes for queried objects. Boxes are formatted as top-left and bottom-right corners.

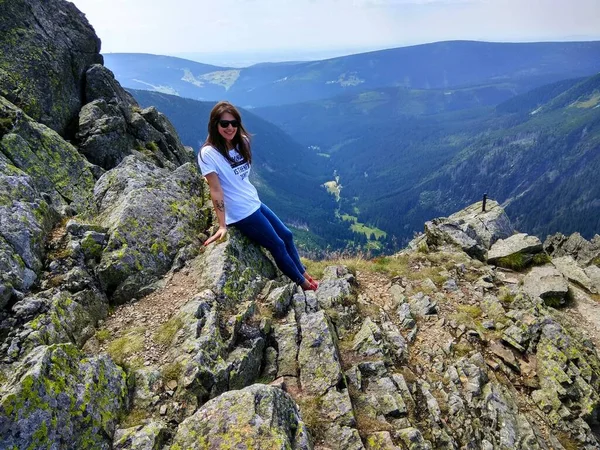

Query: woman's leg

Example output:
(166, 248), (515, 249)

(257, 204), (306, 275)
(233, 208), (306, 285)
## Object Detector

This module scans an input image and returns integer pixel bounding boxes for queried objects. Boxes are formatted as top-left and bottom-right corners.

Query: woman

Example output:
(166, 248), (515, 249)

(198, 101), (318, 291)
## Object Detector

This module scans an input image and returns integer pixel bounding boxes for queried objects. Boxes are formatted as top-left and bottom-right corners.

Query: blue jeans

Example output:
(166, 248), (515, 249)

(231, 203), (306, 285)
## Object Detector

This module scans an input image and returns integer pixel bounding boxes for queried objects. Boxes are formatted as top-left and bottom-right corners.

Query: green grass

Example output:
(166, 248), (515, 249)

(350, 222), (387, 240)
(95, 329), (111, 343)
(154, 316), (184, 347)
(106, 330), (144, 366)
(161, 360), (184, 382)
(496, 252), (526, 271)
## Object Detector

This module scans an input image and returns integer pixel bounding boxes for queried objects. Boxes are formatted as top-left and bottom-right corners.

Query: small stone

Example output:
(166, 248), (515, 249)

(167, 380), (178, 390)
(159, 404), (168, 415)
(144, 361), (150, 366)
(482, 321), (495, 330)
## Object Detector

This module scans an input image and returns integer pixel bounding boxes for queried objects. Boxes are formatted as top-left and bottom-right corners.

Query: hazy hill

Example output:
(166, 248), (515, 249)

(105, 41), (600, 108)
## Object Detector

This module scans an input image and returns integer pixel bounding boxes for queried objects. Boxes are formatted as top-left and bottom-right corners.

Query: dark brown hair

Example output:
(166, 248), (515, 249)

(203, 101), (252, 164)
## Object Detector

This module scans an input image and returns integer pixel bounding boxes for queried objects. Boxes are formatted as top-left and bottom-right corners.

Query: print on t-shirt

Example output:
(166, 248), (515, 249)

(230, 152), (250, 180)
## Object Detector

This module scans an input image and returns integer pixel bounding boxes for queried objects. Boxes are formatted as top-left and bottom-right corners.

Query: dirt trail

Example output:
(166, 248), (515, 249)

(562, 285), (600, 348)
(91, 267), (200, 365)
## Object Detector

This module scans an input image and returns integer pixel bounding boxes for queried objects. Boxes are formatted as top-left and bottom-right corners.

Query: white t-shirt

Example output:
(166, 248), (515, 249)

(198, 145), (261, 224)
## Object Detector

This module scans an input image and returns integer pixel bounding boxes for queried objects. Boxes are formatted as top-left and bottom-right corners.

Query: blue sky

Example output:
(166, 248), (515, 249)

(70, 0), (600, 63)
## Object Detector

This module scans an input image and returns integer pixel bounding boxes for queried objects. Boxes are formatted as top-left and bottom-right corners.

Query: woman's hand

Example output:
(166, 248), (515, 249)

(204, 226), (227, 246)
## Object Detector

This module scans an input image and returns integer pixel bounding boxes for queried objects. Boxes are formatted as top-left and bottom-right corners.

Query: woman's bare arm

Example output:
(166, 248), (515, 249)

(204, 172), (227, 246)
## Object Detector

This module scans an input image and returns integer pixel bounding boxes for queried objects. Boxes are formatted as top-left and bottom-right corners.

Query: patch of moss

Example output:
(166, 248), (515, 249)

(154, 316), (184, 346)
(119, 408), (148, 428)
(106, 331), (144, 366)
(161, 361), (184, 382)
(457, 305), (482, 319)
(498, 287), (516, 304)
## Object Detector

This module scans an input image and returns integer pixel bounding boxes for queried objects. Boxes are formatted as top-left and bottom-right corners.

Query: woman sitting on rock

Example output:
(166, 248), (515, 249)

(198, 101), (318, 291)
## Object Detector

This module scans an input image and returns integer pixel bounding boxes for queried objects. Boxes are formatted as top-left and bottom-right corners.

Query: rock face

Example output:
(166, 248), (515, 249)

(0, 96), (96, 214)
(171, 384), (312, 450)
(77, 64), (192, 170)
(424, 199), (514, 260)
(94, 155), (210, 303)
(0, 344), (127, 449)
(544, 232), (600, 267)
(0, 0), (103, 136)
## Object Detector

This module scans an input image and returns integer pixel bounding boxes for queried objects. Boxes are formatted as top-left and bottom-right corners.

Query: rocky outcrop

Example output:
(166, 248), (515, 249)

(77, 64), (193, 170)
(545, 232), (600, 267)
(522, 265), (569, 306)
(423, 199), (514, 260)
(0, 343), (127, 449)
(171, 384), (312, 449)
(1, 96), (96, 214)
(0, 0), (103, 136)
(94, 155), (210, 303)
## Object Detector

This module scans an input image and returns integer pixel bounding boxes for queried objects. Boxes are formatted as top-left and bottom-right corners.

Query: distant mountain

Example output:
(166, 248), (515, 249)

(128, 89), (365, 253)
(248, 74), (600, 245)
(315, 74), (600, 244)
(105, 41), (600, 108)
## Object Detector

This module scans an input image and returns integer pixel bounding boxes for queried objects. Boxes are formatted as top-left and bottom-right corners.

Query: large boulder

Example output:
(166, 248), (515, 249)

(552, 256), (597, 294)
(487, 233), (543, 265)
(171, 384), (312, 450)
(94, 155), (210, 303)
(424, 199), (514, 260)
(0, 0), (103, 136)
(76, 65), (192, 170)
(0, 343), (127, 449)
(522, 266), (569, 306)
(193, 228), (277, 307)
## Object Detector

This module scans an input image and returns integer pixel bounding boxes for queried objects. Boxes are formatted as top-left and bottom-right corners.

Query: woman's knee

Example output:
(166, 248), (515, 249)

(265, 236), (287, 254)
(279, 226), (294, 243)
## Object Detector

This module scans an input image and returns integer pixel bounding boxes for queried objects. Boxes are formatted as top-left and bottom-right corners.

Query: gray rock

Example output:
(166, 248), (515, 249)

(95, 156), (211, 304)
(273, 322), (299, 378)
(298, 311), (342, 396)
(0, 344), (127, 450)
(171, 384), (312, 449)
(397, 302), (416, 329)
(316, 277), (353, 310)
(584, 265), (600, 293)
(132, 368), (163, 409)
(408, 292), (438, 317)
(544, 232), (600, 267)
(424, 199), (513, 260)
(77, 65), (192, 171)
(552, 256), (597, 294)
(0, 0), (102, 136)
(113, 421), (168, 450)
(353, 317), (384, 357)
(267, 283), (296, 318)
(487, 233), (543, 263)
(194, 227), (276, 308)
(523, 266), (569, 305)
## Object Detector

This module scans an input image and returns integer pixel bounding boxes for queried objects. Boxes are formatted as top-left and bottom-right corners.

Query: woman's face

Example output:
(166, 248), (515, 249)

(217, 112), (238, 143)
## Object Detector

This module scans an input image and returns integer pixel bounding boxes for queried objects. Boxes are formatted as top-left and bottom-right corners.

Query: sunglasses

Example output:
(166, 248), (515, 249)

(218, 119), (239, 128)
